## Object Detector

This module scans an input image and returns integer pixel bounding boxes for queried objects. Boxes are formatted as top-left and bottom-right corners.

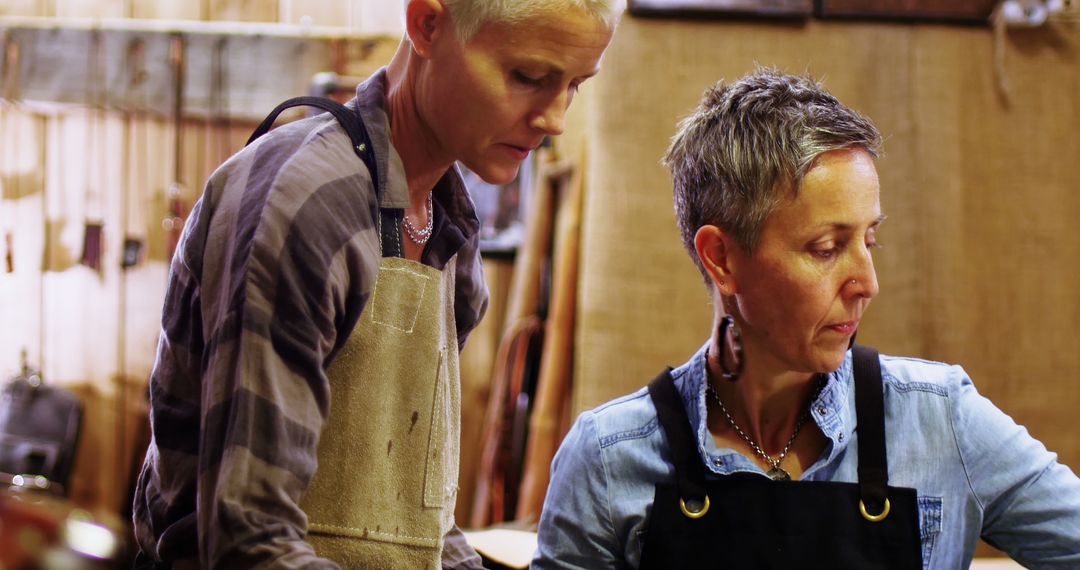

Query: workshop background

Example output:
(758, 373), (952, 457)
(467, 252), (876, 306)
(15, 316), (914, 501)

(1, 0), (1078, 565)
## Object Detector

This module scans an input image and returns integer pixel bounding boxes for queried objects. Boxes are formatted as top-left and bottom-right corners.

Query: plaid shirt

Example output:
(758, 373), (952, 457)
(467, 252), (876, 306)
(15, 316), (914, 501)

(132, 69), (488, 569)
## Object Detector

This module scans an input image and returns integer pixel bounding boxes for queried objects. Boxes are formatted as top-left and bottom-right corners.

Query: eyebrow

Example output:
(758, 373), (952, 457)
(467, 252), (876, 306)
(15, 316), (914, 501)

(815, 213), (888, 231)
(517, 59), (601, 81)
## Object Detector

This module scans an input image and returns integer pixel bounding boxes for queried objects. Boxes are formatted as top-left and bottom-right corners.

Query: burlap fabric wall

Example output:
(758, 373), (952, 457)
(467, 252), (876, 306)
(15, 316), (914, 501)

(575, 17), (1080, 475)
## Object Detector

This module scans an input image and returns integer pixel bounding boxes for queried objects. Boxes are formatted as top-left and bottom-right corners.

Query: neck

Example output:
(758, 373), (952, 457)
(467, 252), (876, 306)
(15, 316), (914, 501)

(707, 331), (820, 455)
(386, 38), (453, 210)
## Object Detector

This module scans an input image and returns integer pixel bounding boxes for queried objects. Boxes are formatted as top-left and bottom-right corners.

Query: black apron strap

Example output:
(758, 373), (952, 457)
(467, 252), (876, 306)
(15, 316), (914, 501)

(647, 369), (710, 516)
(852, 344), (890, 516)
(246, 96), (404, 258)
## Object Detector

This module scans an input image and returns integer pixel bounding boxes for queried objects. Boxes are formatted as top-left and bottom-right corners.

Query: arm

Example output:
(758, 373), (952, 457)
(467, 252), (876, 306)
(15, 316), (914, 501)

(195, 160), (380, 568)
(533, 413), (623, 570)
(950, 368), (1080, 567)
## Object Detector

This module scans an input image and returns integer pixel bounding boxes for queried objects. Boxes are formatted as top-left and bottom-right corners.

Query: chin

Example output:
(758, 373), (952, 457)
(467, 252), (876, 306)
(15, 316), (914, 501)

(462, 156), (522, 186)
(475, 165), (520, 185)
(812, 349), (849, 374)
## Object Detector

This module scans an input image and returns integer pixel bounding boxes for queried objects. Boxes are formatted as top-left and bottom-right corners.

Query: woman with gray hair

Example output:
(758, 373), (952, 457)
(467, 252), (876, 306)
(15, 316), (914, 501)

(533, 69), (1080, 568)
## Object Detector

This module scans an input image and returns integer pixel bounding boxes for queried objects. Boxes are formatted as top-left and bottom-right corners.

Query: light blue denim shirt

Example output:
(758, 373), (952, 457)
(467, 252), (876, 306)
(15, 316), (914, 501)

(534, 345), (1080, 569)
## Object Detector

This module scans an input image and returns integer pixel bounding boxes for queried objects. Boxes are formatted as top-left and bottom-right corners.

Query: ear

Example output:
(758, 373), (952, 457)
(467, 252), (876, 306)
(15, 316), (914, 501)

(404, 0), (450, 59)
(694, 225), (737, 296)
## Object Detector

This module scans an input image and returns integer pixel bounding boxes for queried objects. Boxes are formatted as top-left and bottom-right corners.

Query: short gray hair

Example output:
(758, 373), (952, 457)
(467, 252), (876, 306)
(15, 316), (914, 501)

(439, 0), (624, 42)
(662, 68), (882, 281)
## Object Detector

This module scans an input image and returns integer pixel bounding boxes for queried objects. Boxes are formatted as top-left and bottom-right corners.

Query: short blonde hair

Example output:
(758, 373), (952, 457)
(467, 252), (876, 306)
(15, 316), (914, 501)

(437, 0), (624, 42)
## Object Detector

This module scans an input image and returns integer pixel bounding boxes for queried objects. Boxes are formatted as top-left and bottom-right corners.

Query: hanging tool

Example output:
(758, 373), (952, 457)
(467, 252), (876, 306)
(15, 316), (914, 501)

(161, 34), (187, 262)
(79, 29), (106, 273)
(121, 37), (148, 270)
(2, 34), (20, 274)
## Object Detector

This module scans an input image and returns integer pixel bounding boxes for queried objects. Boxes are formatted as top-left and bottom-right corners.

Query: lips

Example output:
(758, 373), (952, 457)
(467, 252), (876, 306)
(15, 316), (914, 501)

(501, 141), (542, 161)
(827, 320), (859, 335)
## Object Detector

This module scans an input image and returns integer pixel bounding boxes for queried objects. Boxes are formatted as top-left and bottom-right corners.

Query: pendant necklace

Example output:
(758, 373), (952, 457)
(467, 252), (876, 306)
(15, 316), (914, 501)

(708, 375), (826, 481)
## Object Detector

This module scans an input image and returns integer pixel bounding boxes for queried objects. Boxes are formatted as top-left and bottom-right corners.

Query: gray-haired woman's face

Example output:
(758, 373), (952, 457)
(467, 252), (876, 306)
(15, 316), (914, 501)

(724, 147), (884, 374)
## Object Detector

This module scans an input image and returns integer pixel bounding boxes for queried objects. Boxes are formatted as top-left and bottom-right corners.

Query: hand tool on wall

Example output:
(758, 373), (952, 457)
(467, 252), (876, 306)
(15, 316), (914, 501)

(2, 33), (21, 275)
(161, 34), (187, 262)
(78, 29), (106, 273)
(207, 36), (231, 172)
(121, 37), (148, 270)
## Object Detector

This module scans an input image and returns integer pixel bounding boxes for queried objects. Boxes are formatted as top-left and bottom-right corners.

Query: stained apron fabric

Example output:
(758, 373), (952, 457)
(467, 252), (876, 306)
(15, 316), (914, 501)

(300, 255), (461, 568)
(639, 345), (923, 569)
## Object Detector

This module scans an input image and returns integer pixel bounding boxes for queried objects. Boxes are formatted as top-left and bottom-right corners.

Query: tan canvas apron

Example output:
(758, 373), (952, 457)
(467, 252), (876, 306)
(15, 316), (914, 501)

(300, 255), (461, 569)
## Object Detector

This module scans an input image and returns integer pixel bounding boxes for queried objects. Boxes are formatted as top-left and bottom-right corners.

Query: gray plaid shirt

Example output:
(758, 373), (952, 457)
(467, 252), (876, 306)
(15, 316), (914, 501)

(133, 69), (488, 569)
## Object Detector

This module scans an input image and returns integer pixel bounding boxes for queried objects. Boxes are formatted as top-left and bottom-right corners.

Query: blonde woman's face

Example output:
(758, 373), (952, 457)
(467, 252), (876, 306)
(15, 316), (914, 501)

(419, 4), (614, 184)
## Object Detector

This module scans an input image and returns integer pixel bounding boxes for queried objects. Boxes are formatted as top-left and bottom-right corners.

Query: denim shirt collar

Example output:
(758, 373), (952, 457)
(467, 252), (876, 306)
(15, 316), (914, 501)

(673, 343), (857, 478)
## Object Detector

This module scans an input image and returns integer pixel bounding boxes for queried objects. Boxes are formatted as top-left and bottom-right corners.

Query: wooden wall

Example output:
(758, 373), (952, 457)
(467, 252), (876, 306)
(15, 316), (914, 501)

(575, 13), (1080, 495)
(1, 1), (403, 32)
(0, 2), (405, 519)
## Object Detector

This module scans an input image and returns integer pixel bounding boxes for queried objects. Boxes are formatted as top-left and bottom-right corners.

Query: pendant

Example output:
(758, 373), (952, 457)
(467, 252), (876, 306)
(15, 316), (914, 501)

(766, 466), (791, 481)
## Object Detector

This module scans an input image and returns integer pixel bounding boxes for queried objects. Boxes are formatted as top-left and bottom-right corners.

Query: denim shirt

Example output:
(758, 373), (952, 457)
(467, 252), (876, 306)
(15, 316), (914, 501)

(534, 345), (1080, 569)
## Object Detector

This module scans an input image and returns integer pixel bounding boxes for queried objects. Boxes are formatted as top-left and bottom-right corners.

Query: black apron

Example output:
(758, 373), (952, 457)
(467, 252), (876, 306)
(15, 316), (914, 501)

(639, 345), (923, 569)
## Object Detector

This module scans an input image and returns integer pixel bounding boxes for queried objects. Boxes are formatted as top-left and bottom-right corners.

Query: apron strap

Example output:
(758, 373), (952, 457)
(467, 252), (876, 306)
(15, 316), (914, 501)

(246, 96), (404, 258)
(647, 369), (710, 516)
(852, 344), (890, 517)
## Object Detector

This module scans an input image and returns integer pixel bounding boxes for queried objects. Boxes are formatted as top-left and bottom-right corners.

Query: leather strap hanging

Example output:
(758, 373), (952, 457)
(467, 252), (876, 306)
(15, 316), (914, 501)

(208, 37), (231, 169)
(79, 29), (106, 272)
(121, 37), (148, 270)
(1, 35), (17, 274)
(162, 34), (188, 262)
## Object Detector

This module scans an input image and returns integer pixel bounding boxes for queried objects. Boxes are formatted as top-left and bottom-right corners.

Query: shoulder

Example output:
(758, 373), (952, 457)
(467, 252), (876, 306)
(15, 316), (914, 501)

(877, 353), (971, 400)
(243, 113), (376, 207)
(582, 386), (662, 450)
(214, 112), (380, 259)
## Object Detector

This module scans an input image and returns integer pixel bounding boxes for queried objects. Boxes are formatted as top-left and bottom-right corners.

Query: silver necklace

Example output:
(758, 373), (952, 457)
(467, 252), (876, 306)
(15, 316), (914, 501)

(708, 376), (825, 481)
(402, 191), (434, 245)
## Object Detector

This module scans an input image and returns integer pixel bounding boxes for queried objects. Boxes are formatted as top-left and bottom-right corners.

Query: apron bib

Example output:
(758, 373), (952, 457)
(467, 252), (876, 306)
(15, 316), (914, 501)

(300, 255), (460, 568)
(249, 96), (459, 568)
(639, 345), (923, 569)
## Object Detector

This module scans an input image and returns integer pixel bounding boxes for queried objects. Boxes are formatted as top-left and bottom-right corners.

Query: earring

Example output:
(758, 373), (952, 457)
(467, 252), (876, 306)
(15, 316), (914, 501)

(717, 315), (744, 382)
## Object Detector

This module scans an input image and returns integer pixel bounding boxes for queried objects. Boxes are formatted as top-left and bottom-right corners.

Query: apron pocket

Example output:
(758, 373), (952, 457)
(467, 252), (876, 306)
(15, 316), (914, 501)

(423, 348), (455, 509)
(917, 496), (943, 569)
(370, 266), (432, 334)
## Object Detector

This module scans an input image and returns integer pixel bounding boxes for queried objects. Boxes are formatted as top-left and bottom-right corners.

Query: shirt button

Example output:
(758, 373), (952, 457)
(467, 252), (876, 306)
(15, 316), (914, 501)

(838, 432), (845, 442)
(712, 457), (723, 467)
(817, 406), (827, 416)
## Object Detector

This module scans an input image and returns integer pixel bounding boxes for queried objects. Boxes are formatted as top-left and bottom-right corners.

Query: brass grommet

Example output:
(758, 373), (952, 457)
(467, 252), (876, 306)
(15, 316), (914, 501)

(859, 498), (891, 522)
(679, 495), (710, 519)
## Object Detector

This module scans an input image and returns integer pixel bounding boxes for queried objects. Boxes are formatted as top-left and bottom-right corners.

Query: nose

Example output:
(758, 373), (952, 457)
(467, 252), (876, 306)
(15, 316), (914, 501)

(529, 92), (567, 136)
(846, 245), (879, 299)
